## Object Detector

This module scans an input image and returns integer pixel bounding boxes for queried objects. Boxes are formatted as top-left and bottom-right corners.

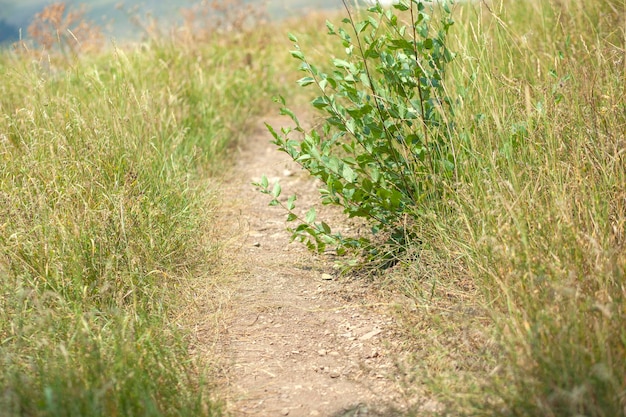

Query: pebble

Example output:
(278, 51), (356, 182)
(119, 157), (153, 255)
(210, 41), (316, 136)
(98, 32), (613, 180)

(359, 328), (382, 341)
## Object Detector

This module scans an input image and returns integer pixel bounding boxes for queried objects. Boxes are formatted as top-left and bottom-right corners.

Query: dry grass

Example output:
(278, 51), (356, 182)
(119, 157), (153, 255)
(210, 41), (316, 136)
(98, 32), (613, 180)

(272, 0), (625, 415)
(0, 2), (283, 416)
(13, 2), (103, 59)
(1, 0), (624, 415)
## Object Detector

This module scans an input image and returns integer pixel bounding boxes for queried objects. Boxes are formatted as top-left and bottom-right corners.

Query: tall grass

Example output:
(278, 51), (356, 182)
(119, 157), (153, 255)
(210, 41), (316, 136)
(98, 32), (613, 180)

(282, 0), (624, 414)
(256, 2), (623, 414)
(0, 11), (278, 416)
(2, 0), (623, 415)
(431, 0), (625, 414)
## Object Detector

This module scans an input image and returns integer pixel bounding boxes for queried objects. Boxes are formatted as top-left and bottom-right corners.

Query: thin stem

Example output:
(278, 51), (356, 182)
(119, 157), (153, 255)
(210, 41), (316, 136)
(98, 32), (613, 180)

(410, 2), (435, 175)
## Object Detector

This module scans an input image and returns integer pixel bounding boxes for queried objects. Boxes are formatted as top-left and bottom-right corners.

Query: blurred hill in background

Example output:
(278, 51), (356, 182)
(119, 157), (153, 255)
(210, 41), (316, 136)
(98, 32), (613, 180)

(0, 0), (342, 44)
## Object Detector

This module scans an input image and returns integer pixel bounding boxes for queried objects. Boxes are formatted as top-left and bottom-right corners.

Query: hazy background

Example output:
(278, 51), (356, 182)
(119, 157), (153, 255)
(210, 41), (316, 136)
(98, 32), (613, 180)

(0, 0), (344, 43)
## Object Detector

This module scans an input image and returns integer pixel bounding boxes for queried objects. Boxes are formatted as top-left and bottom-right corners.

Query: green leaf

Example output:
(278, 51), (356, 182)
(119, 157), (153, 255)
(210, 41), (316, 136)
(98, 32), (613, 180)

(393, 1), (410, 11)
(364, 48), (380, 60)
(286, 195), (297, 210)
(363, 179), (374, 193)
(345, 118), (356, 134)
(297, 77), (316, 87)
(279, 107), (301, 129)
(288, 33), (298, 42)
(295, 224), (309, 233)
(311, 96), (329, 109)
(305, 240), (317, 252)
(286, 213), (297, 222)
(390, 39), (414, 51)
(390, 190), (403, 208)
(290, 50), (305, 60)
(332, 59), (351, 69)
(341, 164), (357, 183)
(273, 95), (286, 105)
(272, 182), (281, 198)
(305, 207), (316, 224)
(354, 21), (369, 34)
(326, 20), (335, 34)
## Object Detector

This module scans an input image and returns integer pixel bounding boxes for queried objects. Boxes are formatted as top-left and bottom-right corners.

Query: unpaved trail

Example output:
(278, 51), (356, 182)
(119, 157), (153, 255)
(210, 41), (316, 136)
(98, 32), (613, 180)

(212, 116), (416, 416)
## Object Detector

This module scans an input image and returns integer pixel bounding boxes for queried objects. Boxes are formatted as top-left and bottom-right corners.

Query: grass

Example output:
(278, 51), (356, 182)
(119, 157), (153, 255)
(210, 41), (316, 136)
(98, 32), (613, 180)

(1, 0), (624, 416)
(376, 0), (625, 415)
(448, 1), (626, 414)
(267, 0), (625, 415)
(0, 4), (280, 415)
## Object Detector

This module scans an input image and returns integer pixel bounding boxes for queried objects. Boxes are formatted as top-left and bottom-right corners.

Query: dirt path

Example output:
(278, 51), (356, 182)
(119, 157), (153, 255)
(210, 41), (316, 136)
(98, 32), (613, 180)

(212, 116), (416, 416)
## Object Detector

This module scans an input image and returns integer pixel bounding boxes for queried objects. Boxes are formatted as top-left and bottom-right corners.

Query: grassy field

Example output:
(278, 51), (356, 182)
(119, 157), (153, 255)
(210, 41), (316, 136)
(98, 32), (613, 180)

(0, 0), (624, 416)
(0, 5), (281, 415)
(264, 0), (625, 415)
(380, 0), (625, 415)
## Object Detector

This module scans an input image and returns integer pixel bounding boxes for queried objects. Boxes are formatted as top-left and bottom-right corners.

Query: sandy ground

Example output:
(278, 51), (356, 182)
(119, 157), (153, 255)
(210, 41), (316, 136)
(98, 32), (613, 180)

(208, 116), (422, 416)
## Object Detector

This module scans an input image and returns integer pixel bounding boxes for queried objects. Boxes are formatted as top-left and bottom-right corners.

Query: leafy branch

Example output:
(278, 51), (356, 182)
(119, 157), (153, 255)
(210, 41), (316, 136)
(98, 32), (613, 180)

(259, 0), (456, 266)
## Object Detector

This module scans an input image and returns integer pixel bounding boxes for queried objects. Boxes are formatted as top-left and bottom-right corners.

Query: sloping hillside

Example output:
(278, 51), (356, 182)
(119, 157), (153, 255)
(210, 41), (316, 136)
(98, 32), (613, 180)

(0, 0), (342, 43)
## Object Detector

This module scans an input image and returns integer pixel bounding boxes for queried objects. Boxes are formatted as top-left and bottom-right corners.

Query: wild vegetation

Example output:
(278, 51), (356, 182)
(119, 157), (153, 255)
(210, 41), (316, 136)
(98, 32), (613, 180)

(447, 1), (625, 414)
(258, 0), (457, 268)
(0, 2), (277, 416)
(262, 0), (625, 415)
(0, 0), (624, 416)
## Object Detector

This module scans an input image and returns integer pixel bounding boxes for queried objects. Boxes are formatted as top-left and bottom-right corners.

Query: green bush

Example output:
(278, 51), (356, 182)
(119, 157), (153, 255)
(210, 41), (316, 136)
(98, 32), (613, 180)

(258, 0), (456, 265)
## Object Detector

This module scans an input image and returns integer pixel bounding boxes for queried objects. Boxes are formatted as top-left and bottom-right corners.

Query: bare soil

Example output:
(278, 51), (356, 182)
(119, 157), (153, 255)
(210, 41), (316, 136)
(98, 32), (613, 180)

(209, 116), (421, 416)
